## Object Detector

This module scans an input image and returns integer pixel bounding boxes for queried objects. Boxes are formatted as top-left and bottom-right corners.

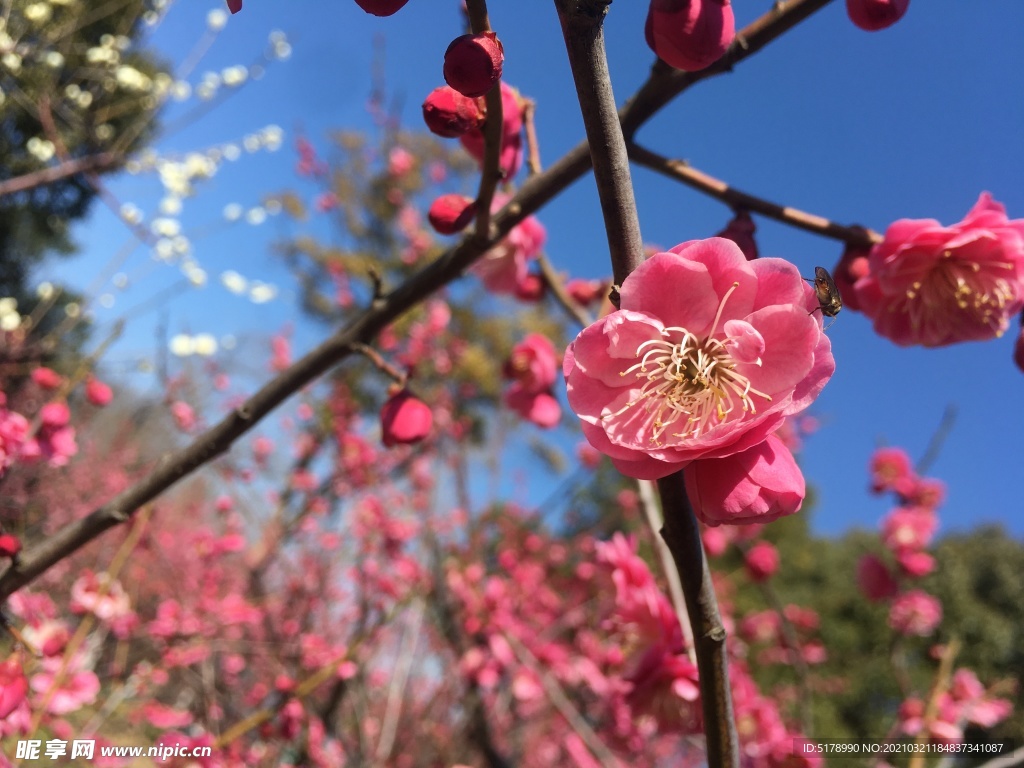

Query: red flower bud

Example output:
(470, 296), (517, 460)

(513, 273), (545, 302)
(0, 534), (20, 558)
(566, 279), (604, 306)
(31, 367), (62, 390)
(428, 195), (477, 235)
(422, 86), (486, 138)
(226, 0), (242, 13)
(832, 241), (872, 312)
(353, 0), (410, 16)
(846, 0), (909, 32)
(380, 390), (432, 447)
(645, 0), (735, 72)
(744, 540), (779, 582)
(85, 377), (113, 407)
(0, 657), (27, 719)
(443, 32), (504, 98)
(715, 210), (759, 261)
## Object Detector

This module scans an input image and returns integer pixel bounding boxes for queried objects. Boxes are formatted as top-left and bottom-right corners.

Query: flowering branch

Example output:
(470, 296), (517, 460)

(555, 0), (645, 286)
(627, 142), (881, 247)
(505, 632), (620, 768)
(0, 0), (837, 605)
(637, 478), (697, 665)
(658, 473), (739, 767)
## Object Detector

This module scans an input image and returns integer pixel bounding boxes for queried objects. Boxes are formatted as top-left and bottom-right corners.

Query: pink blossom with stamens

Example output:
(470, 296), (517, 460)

(881, 507), (937, 553)
(744, 540), (780, 582)
(564, 238), (833, 479)
(869, 447), (916, 496)
(854, 193), (1024, 347)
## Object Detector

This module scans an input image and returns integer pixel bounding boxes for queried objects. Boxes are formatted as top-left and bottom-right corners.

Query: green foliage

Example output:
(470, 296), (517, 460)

(0, 0), (165, 298)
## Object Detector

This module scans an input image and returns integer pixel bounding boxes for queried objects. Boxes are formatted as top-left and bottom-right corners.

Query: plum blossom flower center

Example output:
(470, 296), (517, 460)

(615, 282), (771, 444)
(906, 249), (1015, 334)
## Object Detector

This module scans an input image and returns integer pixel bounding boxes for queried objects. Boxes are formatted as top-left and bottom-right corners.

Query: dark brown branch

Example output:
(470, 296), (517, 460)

(628, 142), (881, 247)
(0, 0), (838, 601)
(556, 0), (644, 285)
(658, 472), (738, 768)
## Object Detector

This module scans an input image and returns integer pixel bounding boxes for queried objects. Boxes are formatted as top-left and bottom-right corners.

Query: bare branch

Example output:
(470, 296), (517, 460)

(627, 142), (881, 247)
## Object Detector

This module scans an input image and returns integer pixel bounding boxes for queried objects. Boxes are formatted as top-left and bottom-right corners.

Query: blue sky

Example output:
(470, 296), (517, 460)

(55, 0), (1024, 539)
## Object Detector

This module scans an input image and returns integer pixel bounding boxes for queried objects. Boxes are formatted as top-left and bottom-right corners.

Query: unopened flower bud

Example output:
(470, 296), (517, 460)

(744, 540), (779, 582)
(85, 377), (113, 407)
(227, 0), (242, 13)
(428, 194), (477, 235)
(645, 0), (735, 73)
(443, 32), (504, 98)
(422, 86), (485, 138)
(513, 272), (545, 302)
(0, 534), (20, 558)
(353, 0), (410, 16)
(380, 389), (432, 447)
(715, 210), (758, 260)
(846, 0), (909, 32)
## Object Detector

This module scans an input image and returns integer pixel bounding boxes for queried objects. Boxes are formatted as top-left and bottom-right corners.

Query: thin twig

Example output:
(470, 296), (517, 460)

(627, 143), (881, 248)
(908, 639), (961, 768)
(522, 98), (542, 176)
(915, 405), (957, 476)
(505, 632), (620, 768)
(535, 252), (593, 328)
(637, 479), (696, 665)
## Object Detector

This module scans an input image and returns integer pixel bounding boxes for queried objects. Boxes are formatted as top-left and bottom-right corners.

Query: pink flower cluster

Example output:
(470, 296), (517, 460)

(565, 238), (833, 525)
(857, 446), (946, 636)
(0, 393), (29, 476)
(849, 193), (1024, 348)
(900, 668), (1012, 743)
(503, 334), (561, 429)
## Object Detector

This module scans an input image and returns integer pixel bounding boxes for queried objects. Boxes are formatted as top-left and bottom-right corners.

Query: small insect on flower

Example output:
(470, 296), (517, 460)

(808, 266), (842, 326)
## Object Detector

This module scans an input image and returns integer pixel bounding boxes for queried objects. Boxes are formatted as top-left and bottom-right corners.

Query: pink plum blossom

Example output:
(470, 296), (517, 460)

(888, 590), (942, 636)
(504, 388), (561, 428)
(471, 195), (546, 294)
(881, 507), (937, 553)
(854, 193), (1024, 347)
(564, 238), (833, 479)
(869, 447), (916, 496)
(503, 333), (559, 392)
(0, 402), (29, 474)
(744, 540), (780, 582)
(683, 435), (806, 526)
(70, 570), (134, 625)
(387, 146), (415, 177)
